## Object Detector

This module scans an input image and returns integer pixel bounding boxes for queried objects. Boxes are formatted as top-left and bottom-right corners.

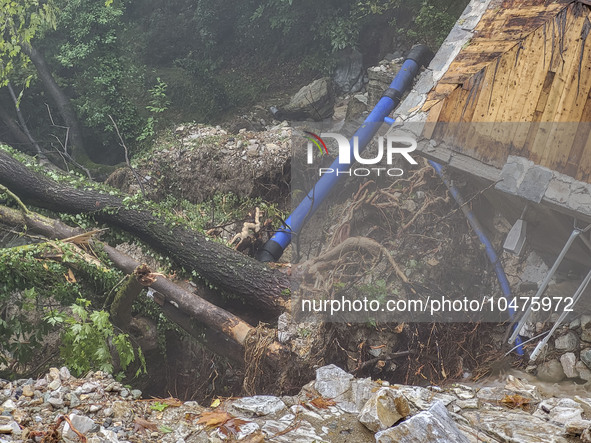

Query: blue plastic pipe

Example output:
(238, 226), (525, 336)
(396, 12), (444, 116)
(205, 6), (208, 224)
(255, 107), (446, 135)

(256, 45), (434, 262)
(428, 160), (524, 355)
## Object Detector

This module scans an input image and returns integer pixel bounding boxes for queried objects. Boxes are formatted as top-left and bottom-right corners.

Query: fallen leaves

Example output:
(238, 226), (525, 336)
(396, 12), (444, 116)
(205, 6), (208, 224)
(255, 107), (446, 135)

(133, 417), (158, 434)
(196, 410), (250, 438)
(501, 394), (532, 410)
(308, 396), (336, 409)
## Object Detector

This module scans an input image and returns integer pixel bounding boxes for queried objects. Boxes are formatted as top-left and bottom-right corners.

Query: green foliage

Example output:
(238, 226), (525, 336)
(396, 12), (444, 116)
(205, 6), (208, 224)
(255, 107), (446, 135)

(39, 0), (144, 154)
(54, 298), (146, 377)
(137, 77), (170, 142)
(150, 401), (169, 412)
(0, 0), (56, 86)
(0, 240), (122, 371)
(403, 1), (460, 48)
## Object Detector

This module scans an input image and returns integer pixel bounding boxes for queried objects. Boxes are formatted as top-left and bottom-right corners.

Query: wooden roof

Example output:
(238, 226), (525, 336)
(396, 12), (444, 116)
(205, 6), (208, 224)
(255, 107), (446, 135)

(423, 0), (591, 182)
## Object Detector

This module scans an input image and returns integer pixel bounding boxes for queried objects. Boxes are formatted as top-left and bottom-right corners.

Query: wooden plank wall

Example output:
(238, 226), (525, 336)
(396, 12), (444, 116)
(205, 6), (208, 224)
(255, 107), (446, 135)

(425, 1), (591, 183)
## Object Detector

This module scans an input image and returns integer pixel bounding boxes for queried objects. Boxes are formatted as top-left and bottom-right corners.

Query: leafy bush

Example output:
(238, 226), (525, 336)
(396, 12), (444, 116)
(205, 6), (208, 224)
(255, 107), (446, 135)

(48, 298), (146, 377)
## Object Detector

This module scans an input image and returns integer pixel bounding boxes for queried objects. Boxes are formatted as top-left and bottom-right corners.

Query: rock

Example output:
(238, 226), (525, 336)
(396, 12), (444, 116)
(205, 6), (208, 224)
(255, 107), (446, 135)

(48, 396), (64, 408)
(357, 387), (410, 432)
(350, 377), (377, 412)
(130, 389), (142, 400)
(375, 401), (469, 443)
(0, 420), (20, 435)
(537, 359), (566, 382)
(279, 78), (335, 121)
(231, 396), (286, 416)
(314, 364), (354, 402)
(560, 352), (578, 378)
(455, 399), (479, 409)
(1, 399), (16, 413)
(333, 48), (363, 94)
(48, 379), (61, 391)
(548, 399), (584, 425)
(87, 427), (120, 443)
(582, 315), (591, 330)
(577, 361), (591, 380)
(68, 393), (81, 408)
(60, 367), (71, 381)
(21, 385), (34, 398)
(48, 367), (61, 381)
(582, 349), (591, 369)
(120, 388), (129, 398)
(565, 419), (591, 435)
(555, 332), (579, 351)
(345, 93), (368, 120)
(64, 414), (97, 440)
(77, 382), (99, 394)
(463, 407), (568, 442)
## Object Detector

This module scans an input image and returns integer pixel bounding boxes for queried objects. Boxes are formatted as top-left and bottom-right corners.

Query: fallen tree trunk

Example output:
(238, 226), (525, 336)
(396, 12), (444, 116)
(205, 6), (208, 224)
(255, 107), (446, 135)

(0, 149), (289, 318)
(0, 204), (287, 362)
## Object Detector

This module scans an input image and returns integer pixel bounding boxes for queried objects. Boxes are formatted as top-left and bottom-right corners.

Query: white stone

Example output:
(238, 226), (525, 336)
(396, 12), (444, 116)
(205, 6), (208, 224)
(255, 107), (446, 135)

(59, 367), (71, 381)
(375, 401), (469, 443)
(561, 352), (578, 378)
(64, 414), (96, 440)
(0, 400), (16, 413)
(314, 365), (354, 402)
(76, 382), (99, 394)
(565, 419), (591, 436)
(231, 396), (286, 416)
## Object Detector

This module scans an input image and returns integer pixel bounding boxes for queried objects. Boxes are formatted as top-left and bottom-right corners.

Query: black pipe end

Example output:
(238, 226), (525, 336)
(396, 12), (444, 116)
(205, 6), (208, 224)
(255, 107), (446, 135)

(255, 239), (285, 262)
(406, 44), (435, 68)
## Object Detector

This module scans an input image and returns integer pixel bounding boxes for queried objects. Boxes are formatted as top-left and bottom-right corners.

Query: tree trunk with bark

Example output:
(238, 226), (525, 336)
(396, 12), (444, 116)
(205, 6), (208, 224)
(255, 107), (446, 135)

(0, 150), (289, 318)
(22, 44), (87, 161)
(0, 204), (287, 364)
(0, 104), (36, 155)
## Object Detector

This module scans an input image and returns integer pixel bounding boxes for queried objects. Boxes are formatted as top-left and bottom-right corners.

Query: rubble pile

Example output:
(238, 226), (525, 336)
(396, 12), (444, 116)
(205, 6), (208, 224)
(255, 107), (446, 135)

(2, 364), (591, 442)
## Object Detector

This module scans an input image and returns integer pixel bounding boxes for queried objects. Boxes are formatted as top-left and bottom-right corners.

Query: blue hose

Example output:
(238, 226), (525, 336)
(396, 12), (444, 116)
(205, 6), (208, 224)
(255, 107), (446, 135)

(428, 160), (524, 355)
(256, 45), (434, 262)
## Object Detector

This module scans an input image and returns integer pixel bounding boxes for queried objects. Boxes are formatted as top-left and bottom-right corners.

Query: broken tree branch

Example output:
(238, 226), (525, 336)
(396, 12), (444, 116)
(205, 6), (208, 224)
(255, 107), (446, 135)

(0, 203), (287, 360)
(108, 114), (145, 197)
(0, 150), (289, 318)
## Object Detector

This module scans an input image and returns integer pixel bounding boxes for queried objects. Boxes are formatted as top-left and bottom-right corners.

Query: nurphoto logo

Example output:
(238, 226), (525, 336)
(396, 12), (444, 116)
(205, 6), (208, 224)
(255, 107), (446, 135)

(304, 131), (418, 177)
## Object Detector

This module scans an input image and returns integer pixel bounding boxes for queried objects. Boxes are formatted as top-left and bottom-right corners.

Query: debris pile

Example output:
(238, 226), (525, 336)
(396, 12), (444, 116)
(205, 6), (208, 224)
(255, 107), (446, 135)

(3, 364), (591, 442)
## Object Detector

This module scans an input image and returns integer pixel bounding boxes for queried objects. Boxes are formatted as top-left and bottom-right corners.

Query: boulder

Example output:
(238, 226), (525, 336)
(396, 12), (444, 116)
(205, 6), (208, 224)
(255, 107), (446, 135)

(279, 78), (335, 121)
(358, 387), (410, 432)
(375, 401), (469, 443)
(537, 359), (566, 383)
(333, 49), (364, 94)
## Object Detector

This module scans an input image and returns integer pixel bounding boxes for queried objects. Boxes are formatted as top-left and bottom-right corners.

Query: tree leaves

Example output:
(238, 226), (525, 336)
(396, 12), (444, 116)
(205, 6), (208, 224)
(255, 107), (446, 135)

(0, 0), (56, 86)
